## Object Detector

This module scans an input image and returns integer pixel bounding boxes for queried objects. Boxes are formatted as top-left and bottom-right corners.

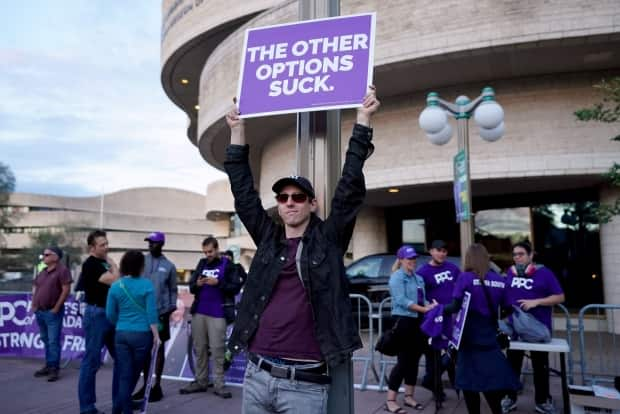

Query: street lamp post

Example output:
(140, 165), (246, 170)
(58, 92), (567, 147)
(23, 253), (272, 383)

(418, 87), (505, 260)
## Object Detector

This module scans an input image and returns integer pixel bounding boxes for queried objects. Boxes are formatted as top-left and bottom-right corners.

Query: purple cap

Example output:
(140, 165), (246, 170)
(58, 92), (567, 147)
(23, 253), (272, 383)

(396, 245), (418, 260)
(144, 232), (165, 243)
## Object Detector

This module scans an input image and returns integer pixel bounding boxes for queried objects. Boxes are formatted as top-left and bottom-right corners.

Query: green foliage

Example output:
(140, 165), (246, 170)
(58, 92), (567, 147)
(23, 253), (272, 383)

(575, 78), (620, 223)
(0, 162), (16, 228)
(574, 77), (620, 124)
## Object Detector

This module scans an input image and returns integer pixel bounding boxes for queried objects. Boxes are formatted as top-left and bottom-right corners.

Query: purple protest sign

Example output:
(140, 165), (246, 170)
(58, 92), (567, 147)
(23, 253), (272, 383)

(0, 293), (85, 359)
(449, 291), (471, 350)
(237, 13), (376, 118)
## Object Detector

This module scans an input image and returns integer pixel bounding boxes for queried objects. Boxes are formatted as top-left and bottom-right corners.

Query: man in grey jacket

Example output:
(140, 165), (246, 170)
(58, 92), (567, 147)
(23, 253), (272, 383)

(132, 231), (178, 402)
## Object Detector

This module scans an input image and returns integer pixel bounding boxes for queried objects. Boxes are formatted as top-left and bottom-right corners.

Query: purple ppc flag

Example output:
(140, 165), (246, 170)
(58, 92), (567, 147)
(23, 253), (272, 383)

(237, 13), (376, 118)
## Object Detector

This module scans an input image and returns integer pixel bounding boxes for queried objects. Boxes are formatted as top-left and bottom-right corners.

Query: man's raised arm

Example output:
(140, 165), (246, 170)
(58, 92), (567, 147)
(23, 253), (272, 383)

(224, 101), (272, 244)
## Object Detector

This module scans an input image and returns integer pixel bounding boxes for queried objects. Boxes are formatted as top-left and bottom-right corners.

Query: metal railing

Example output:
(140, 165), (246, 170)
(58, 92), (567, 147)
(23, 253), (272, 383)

(350, 293), (375, 390)
(577, 304), (620, 386)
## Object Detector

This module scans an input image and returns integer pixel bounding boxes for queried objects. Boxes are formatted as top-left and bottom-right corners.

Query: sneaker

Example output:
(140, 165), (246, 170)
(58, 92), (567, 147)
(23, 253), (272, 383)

(131, 385), (145, 401)
(501, 396), (517, 414)
(148, 384), (163, 402)
(213, 387), (232, 399)
(535, 399), (557, 414)
(34, 366), (50, 377)
(47, 368), (59, 382)
(179, 381), (208, 394)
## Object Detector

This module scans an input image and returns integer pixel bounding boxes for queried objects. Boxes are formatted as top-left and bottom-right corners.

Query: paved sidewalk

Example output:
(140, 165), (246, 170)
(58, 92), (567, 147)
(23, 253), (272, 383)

(0, 356), (566, 414)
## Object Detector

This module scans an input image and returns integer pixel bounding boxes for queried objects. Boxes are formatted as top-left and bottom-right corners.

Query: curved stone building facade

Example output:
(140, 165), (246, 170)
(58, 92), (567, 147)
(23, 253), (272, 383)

(160, 0), (620, 312)
(1, 187), (224, 284)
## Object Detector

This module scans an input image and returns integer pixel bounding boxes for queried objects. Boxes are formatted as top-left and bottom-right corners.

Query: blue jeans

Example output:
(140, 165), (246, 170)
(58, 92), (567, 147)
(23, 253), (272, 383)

(112, 330), (153, 414)
(242, 360), (329, 414)
(35, 308), (64, 369)
(78, 305), (116, 413)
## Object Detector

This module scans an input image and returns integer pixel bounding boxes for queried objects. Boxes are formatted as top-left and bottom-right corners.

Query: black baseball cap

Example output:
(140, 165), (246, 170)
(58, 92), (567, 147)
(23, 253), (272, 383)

(272, 175), (315, 199)
(430, 239), (447, 250)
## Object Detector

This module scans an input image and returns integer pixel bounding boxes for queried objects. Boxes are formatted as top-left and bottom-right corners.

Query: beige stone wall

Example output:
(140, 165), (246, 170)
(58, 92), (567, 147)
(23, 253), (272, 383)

(9, 187), (207, 220)
(342, 0), (620, 67)
(3, 188), (214, 271)
(250, 74), (620, 199)
(161, 0), (282, 66)
(205, 179), (234, 214)
(194, 0), (620, 145)
(197, 0), (297, 142)
(350, 206), (388, 259)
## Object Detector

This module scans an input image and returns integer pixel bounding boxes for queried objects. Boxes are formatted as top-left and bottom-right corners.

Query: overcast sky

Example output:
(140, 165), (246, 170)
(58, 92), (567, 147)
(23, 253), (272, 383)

(0, 1), (226, 197)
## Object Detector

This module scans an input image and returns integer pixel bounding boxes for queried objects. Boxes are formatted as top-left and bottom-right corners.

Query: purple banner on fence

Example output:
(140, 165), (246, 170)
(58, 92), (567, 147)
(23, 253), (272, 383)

(237, 13), (376, 118)
(0, 293), (85, 359)
(1, 289), (247, 385)
(449, 291), (471, 350)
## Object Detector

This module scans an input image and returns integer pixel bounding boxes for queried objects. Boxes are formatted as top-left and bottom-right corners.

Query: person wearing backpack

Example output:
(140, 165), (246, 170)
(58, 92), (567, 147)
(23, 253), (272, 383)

(105, 250), (161, 414)
(501, 242), (565, 414)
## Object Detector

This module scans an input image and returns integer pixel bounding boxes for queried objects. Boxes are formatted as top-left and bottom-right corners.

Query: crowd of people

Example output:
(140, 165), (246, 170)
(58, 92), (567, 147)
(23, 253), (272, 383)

(28, 87), (566, 414)
(383, 240), (565, 414)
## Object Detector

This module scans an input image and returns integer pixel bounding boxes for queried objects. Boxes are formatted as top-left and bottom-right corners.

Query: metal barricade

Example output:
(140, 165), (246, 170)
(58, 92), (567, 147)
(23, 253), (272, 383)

(577, 304), (620, 385)
(350, 293), (374, 390)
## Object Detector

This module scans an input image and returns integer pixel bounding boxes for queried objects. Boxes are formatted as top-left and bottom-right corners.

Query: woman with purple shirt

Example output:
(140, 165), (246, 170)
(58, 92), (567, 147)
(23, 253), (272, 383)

(443, 244), (519, 414)
(385, 245), (438, 413)
(501, 242), (565, 414)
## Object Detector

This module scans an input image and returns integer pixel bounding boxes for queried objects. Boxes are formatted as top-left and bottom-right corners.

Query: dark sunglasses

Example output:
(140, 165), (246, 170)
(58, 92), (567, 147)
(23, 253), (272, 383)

(43, 253), (54, 257)
(275, 193), (308, 204)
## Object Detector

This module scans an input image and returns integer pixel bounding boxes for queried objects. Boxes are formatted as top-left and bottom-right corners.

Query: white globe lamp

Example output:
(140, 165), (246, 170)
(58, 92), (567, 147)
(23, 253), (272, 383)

(479, 121), (505, 142)
(419, 105), (448, 134)
(426, 123), (453, 145)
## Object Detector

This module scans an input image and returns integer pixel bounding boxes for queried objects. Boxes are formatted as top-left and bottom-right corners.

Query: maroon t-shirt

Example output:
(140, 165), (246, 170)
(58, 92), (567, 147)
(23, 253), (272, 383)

(32, 263), (72, 310)
(249, 237), (323, 361)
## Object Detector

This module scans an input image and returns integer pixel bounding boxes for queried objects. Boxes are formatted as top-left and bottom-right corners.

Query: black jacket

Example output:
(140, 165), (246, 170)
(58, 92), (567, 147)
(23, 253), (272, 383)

(188, 257), (234, 315)
(223, 123), (374, 366)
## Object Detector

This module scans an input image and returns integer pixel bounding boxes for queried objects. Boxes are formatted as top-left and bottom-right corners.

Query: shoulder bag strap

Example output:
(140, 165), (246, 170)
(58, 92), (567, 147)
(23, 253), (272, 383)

(119, 279), (146, 313)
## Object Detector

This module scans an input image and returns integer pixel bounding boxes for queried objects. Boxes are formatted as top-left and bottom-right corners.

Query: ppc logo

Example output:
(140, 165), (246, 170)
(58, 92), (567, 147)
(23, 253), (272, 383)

(434, 271), (453, 284)
(434, 315), (443, 323)
(0, 300), (31, 328)
(511, 277), (533, 290)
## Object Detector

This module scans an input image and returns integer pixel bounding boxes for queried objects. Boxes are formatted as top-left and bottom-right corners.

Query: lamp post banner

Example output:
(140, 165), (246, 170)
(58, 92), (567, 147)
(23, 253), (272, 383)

(453, 149), (470, 222)
(237, 13), (376, 118)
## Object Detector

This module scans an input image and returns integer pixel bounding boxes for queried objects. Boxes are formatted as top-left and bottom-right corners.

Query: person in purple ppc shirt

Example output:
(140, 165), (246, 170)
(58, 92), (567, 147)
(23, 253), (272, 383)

(224, 88), (379, 414)
(443, 244), (519, 414)
(501, 241), (565, 414)
(180, 236), (233, 398)
(417, 239), (461, 400)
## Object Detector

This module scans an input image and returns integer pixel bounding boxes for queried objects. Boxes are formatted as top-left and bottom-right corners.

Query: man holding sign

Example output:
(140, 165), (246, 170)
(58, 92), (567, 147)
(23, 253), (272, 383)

(224, 86), (379, 413)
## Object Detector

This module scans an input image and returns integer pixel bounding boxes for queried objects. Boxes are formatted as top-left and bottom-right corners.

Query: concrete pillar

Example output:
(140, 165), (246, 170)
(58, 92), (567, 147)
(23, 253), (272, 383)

(351, 206), (387, 260)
